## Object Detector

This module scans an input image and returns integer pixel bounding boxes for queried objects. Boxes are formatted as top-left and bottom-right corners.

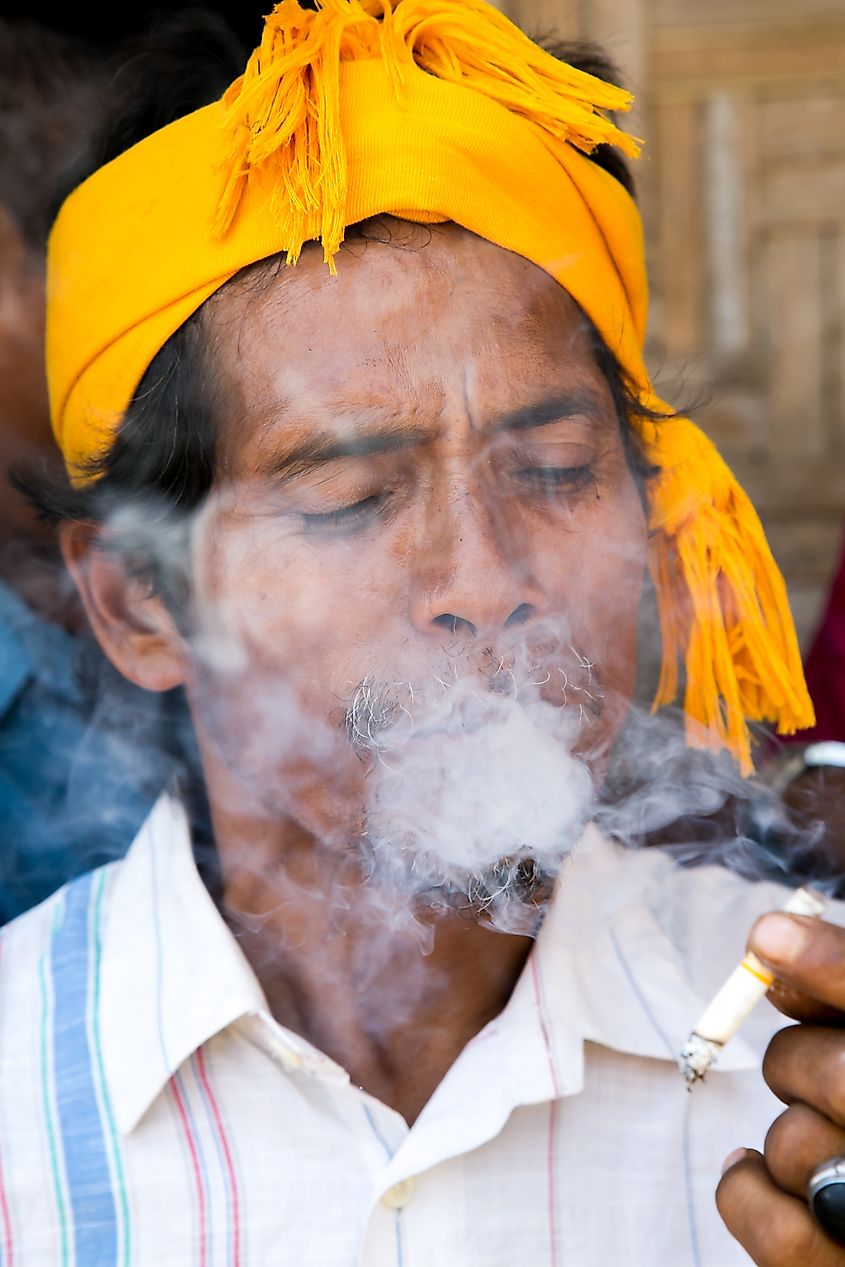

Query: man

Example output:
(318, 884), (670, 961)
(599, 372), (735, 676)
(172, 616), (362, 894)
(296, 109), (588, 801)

(3, 2), (844, 1263)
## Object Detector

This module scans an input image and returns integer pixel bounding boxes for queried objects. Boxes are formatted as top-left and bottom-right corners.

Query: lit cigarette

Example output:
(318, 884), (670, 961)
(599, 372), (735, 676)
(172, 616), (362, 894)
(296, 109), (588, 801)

(679, 885), (826, 1086)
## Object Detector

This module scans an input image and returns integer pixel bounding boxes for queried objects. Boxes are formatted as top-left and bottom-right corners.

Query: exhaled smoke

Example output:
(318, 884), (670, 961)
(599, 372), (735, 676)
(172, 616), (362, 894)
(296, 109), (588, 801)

(342, 648), (597, 932)
(596, 705), (840, 898)
(49, 495), (838, 950)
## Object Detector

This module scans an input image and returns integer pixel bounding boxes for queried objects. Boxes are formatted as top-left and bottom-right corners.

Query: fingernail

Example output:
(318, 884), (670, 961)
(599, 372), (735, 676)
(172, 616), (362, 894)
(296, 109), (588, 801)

(721, 1148), (747, 1175)
(750, 913), (809, 965)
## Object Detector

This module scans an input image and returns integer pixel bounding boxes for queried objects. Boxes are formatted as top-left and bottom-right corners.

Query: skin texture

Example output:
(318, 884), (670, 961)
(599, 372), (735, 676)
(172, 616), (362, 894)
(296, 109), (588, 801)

(64, 222), (650, 1123)
(717, 913), (845, 1265)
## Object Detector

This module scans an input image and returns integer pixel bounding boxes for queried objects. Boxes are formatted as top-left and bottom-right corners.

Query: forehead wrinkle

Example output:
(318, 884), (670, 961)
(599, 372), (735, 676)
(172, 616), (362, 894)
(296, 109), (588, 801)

(211, 223), (609, 472)
(239, 383), (449, 479)
(218, 331), (444, 468)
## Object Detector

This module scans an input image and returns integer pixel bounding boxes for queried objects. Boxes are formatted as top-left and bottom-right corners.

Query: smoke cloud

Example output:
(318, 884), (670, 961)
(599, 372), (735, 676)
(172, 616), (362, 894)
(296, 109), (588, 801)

(17, 490), (837, 950)
(344, 652), (596, 931)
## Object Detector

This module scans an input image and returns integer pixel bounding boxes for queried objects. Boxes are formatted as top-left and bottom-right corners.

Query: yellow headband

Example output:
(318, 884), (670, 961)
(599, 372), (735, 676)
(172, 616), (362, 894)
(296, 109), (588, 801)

(45, 0), (814, 769)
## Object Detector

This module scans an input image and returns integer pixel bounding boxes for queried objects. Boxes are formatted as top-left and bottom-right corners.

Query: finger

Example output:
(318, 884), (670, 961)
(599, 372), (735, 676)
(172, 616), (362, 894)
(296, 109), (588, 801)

(765, 1103), (845, 1197)
(716, 1148), (843, 1267)
(766, 981), (843, 1026)
(763, 1026), (845, 1127)
(750, 914), (845, 1013)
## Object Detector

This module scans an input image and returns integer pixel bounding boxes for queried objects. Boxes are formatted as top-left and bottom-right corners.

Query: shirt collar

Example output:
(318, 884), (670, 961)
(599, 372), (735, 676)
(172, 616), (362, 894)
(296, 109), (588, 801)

(100, 795), (267, 1134)
(100, 799), (757, 1136)
(370, 825), (762, 1188)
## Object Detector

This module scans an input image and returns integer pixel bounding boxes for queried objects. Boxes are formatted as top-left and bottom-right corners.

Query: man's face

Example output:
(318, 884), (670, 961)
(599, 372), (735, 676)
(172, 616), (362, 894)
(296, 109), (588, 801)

(176, 223), (648, 911)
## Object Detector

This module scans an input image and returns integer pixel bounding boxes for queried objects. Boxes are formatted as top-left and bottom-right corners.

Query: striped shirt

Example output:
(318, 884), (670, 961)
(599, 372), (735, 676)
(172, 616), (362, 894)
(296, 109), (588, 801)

(0, 793), (833, 1266)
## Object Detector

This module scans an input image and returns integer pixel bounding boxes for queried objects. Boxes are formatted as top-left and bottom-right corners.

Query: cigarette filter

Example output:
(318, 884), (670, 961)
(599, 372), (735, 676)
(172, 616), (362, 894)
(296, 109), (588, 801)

(679, 885), (826, 1086)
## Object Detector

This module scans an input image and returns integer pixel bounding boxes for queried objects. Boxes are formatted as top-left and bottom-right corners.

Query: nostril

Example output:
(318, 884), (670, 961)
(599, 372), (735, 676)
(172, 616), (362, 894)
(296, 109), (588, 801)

(432, 613), (477, 638)
(505, 603), (535, 628)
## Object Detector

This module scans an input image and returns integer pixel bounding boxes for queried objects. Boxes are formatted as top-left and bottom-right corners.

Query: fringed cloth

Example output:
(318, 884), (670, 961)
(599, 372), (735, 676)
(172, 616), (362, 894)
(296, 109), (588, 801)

(45, 0), (814, 771)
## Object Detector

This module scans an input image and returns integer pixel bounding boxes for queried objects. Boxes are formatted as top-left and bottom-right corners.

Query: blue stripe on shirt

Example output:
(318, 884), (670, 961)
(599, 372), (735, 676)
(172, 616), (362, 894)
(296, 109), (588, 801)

(51, 872), (119, 1265)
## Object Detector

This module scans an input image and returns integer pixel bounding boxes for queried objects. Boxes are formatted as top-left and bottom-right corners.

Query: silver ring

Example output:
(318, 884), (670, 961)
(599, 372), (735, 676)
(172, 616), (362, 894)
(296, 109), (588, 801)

(807, 1156), (845, 1246)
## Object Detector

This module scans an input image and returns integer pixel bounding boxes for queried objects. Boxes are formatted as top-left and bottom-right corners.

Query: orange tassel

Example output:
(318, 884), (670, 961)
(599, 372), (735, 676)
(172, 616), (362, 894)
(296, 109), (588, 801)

(211, 0), (640, 264)
(644, 414), (815, 774)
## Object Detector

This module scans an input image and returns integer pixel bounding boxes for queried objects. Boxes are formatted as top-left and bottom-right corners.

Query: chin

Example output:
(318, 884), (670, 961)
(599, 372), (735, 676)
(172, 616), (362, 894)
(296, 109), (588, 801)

(357, 836), (561, 936)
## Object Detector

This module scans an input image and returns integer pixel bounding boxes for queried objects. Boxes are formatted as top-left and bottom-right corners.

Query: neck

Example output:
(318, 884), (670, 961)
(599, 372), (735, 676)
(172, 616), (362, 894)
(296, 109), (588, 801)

(212, 807), (535, 1125)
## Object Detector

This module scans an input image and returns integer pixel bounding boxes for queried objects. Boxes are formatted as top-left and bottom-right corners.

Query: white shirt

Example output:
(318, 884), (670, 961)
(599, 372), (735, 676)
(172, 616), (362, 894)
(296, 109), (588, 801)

(0, 793), (833, 1266)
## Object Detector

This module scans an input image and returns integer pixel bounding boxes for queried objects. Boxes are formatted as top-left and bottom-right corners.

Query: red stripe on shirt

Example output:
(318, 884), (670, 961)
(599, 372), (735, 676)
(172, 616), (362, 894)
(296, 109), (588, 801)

(195, 1047), (241, 1267)
(0, 939), (13, 1267)
(169, 1074), (207, 1267)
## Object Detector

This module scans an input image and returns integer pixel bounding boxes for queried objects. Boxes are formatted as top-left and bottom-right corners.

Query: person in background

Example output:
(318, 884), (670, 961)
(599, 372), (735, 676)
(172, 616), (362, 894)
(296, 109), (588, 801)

(741, 530), (845, 890)
(801, 528), (845, 744)
(0, 14), (244, 923)
(0, 20), (103, 617)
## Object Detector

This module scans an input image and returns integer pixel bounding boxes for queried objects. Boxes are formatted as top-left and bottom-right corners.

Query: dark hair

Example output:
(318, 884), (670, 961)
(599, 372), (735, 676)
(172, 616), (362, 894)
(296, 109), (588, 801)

(535, 38), (637, 200)
(17, 29), (659, 608)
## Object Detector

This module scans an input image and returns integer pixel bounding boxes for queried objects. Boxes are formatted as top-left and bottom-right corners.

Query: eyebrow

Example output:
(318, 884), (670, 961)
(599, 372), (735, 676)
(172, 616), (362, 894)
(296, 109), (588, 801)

(488, 387), (610, 434)
(262, 424), (433, 484)
(261, 388), (609, 484)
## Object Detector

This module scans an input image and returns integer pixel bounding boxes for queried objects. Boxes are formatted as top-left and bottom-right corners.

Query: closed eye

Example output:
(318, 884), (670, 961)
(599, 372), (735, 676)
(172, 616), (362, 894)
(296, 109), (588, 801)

(301, 494), (386, 535)
(512, 465), (594, 493)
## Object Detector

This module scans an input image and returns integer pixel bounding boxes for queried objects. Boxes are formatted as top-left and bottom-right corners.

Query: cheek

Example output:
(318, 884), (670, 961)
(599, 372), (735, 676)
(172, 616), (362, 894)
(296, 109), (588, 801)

(539, 485), (648, 687)
(187, 513), (412, 743)
(184, 517), (414, 828)
(193, 519), (396, 652)
(186, 531), (372, 824)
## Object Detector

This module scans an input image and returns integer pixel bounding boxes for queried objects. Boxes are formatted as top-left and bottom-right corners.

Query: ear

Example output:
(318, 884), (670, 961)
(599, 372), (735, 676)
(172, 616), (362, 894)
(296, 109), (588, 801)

(61, 520), (190, 692)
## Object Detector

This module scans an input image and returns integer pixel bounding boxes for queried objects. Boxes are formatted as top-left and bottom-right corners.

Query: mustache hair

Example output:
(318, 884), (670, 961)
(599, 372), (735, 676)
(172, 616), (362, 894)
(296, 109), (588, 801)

(341, 644), (604, 759)
(335, 645), (600, 931)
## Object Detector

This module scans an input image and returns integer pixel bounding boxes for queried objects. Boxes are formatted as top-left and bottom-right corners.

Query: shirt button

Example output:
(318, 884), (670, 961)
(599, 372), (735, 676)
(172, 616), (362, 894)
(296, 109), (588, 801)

(381, 1178), (415, 1209)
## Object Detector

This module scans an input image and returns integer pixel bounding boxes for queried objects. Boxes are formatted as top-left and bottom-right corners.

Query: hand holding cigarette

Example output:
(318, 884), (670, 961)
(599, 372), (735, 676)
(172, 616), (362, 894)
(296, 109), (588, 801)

(679, 885), (827, 1086)
(715, 902), (845, 1265)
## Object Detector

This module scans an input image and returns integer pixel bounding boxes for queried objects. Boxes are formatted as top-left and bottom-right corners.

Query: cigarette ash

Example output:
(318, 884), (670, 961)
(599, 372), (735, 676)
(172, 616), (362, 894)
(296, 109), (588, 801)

(679, 1033), (724, 1088)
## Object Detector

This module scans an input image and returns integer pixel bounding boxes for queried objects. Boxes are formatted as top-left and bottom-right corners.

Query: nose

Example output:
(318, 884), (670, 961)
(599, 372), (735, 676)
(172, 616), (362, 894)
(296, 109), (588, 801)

(407, 480), (545, 641)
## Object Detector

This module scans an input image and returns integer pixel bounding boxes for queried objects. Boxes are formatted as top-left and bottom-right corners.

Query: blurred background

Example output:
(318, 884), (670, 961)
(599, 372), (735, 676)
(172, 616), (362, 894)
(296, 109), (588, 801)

(2, 0), (844, 651)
